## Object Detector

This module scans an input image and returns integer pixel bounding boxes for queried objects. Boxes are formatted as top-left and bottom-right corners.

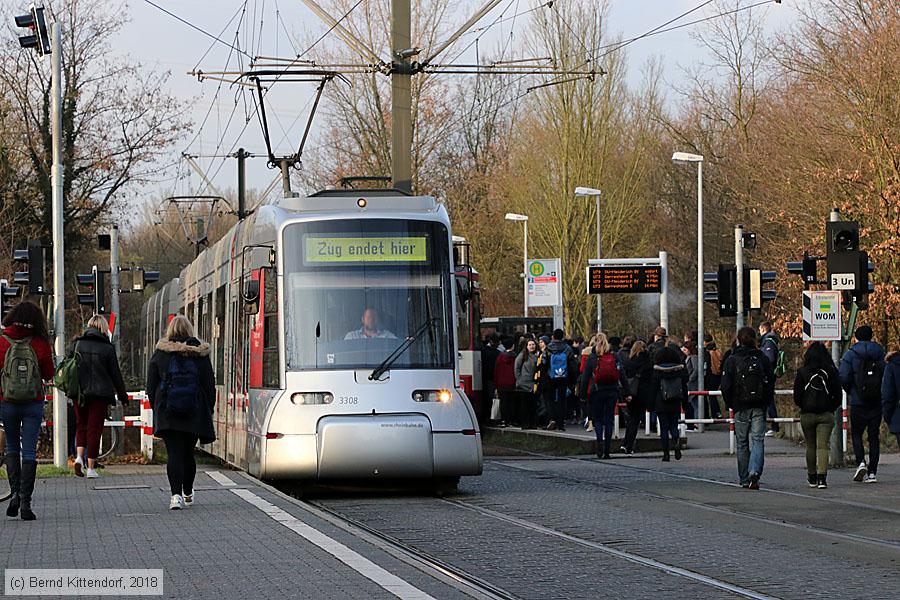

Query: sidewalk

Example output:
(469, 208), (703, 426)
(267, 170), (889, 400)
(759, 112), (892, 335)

(1, 466), (465, 600)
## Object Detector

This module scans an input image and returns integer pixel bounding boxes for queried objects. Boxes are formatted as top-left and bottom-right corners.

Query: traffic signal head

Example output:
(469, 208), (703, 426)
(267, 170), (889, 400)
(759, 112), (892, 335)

(826, 221), (859, 254)
(14, 4), (51, 56)
(12, 242), (45, 295)
(787, 253), (818, 288)
(1, 279), (21, 320)
(131, 268), (160, 292)
(76, 266), (107, 313)
(704, 265), (737, 317)
(747, 269), (777, 310)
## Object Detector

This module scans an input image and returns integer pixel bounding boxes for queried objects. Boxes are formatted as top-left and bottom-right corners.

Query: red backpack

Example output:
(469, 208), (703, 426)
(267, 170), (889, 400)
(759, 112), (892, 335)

(593, 353), (619, 385)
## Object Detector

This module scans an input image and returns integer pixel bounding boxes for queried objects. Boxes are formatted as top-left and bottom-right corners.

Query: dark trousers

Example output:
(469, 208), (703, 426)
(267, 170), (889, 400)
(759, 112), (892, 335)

(517, 390), (538, 429)
(623, 401), (644, 452)
(767, 400), (780, 432)
(162, 432), (199, 496)
(498, 389), (517, 425)
(548, 379), (568, 430)
(481, 381), (496, 423)
(589, 391), (616, 454)
(658, 411), (680, 453)
(74, 400), (108, 459)
(850, 406), (882, 474)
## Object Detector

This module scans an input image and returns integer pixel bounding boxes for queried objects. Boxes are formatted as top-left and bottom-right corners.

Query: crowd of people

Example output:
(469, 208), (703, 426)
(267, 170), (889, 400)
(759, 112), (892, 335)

(482, 322), (900, 490)
(2, 301), (215, 520)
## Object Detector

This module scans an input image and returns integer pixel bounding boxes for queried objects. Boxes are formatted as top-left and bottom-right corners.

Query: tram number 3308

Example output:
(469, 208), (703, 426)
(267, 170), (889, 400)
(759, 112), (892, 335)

(339, 396), (359, 405)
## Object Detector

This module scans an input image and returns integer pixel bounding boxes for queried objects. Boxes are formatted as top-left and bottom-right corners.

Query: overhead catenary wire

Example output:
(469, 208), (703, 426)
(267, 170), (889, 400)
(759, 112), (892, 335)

(142, 0), (253, 60)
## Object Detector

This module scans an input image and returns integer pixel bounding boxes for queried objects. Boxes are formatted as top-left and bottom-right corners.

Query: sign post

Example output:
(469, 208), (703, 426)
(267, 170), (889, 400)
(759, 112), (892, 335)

(527, 258), (563, 330)
(586, 255), (669, 331)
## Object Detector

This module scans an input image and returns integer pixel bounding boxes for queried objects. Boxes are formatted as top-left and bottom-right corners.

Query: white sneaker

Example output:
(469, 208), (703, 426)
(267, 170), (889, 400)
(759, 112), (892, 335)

(853, 462), (868, 482)
(183, 493), (194, 506)
(169, 494), (185, 510)
(85, 468), (100, 479)
(864, 473), (878, 484)
(764, 430), (776, 437)
(73, 457), (85, 477)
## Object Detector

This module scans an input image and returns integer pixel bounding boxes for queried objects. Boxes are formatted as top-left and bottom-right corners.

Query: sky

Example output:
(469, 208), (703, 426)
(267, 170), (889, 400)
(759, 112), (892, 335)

(118, 0), (803, 202)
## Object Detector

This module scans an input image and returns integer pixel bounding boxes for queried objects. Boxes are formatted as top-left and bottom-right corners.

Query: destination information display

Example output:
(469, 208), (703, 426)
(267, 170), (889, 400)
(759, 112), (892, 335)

(588, 265), (662, 294)
(304, 236), (429, 264)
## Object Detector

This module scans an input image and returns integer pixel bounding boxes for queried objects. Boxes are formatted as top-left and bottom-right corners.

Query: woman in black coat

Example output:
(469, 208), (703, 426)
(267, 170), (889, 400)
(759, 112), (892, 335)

(146, 315), (215, 510)
(793, 342), (842, 489)
(621, 340), (654, 454)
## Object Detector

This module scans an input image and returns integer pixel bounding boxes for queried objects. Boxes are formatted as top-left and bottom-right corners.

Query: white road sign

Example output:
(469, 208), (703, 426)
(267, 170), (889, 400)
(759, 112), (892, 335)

(802, 290), (842, 341)
(527, 258), (562, 308)
(830, 273), (856, 290)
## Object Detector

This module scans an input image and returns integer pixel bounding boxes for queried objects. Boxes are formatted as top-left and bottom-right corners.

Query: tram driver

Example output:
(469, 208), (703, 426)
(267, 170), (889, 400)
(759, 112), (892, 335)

(344, 307), (398, 340)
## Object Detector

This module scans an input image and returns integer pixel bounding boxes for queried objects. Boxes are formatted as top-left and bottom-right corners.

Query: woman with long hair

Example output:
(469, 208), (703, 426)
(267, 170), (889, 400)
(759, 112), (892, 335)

(1, 301), (55, 521)
(621, 340), (653, 454)
(793, 342), (842, 488)
(651, 344), (689, 462)
(146, 315), (216, 510)
(514, 338), (539, 429)
(589, 333), (629, 459)
(71, 315), (129, 479)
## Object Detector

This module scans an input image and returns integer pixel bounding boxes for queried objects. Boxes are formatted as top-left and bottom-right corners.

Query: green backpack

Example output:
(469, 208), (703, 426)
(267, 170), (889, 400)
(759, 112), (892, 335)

(774, 350), (787, 379)
(1, 334), (43, 403)
(54, 349), (82, 406)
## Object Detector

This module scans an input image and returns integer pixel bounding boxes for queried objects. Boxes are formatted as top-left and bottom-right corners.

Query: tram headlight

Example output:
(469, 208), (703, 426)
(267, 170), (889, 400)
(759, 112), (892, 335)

(412, 389), (452, 403)
(290, 392), (334, 405)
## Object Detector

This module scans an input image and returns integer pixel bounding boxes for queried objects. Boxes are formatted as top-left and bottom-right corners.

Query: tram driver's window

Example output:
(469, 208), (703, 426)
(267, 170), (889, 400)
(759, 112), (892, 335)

(262, 269), (279, 388)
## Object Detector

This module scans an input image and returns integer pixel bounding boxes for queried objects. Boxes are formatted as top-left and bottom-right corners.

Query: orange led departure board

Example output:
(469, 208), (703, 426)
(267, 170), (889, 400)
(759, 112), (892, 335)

(588, 266), (662, 294)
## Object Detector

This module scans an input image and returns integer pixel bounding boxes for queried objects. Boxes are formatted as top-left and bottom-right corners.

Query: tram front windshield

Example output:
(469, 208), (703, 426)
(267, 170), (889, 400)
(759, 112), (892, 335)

(283, 219), (453, 371)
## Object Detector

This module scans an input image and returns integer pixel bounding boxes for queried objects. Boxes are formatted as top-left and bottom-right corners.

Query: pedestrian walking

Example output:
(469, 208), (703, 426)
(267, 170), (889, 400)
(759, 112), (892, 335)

(1, 301), (55, 521)
(703, 333), (724, 418)
(71, 315), (129, 479)
(616, 336), (634, 368)
(578, 334), (599, 431)
(621, 340), (654, 454)
(480, 333), (500, 423)
(649, 326), (668, 360)
(793, 342), (842, 489)
(536, 335), (551, 426)
(493, 338), (518, 427)
(839, 325), (885, 483)
(721, 327), (774, 489)
(588, 334), (629, 458)
(882, 346), (900, 451)
(759, 321), (783, 437)
(651, 344), (689, 462)
(545, 329), (578, 432)
(514, 339), (539, 429)
(683, 340), (699, 431)
(146, 315), (216, 510)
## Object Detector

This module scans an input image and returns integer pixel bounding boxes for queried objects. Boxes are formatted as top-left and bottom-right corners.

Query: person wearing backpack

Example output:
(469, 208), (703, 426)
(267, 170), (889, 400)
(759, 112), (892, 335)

(146, 315), (215, 510)
(69, 315), (129, 479)
(0, 301), (55, 521)
(721, 327), (774, 489)
(545, 329), (578, 432)
(759, 321), (783, 437)
(882, 346), (900, 451)
(793, 342), (842, 489)
(839, 325), (885, 483)
(621, 340), (653, 455)
(589, 334), (629, 458)
(650, 344), (689, 462)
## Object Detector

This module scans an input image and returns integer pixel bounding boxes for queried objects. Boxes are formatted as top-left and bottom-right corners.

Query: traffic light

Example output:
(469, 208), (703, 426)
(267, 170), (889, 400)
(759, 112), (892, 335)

(787, 252), (819, 288)
(825, 219), (874, 308)
(76, 266), (107, 313)
(747, 269), (777, 310)
(131, 268), (160, 292)
(0, 279), (20, 320)
(853, 251), (875, 310)
(14, 4), (50, 56)
(12, 241), (46, 295)
(704, 265), (737, 317)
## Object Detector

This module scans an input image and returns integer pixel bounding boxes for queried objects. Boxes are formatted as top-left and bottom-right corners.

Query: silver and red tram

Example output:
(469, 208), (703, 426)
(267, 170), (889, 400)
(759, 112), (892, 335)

(452, 237), (483, 416)
(141, 189), (483, 484)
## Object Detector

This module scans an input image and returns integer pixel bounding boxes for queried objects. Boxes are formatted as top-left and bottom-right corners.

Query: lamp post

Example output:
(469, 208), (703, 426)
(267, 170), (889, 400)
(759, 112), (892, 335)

(575, 187), (602, 333)
(672, 151), (705, 429)
(505, 213), (529, 318)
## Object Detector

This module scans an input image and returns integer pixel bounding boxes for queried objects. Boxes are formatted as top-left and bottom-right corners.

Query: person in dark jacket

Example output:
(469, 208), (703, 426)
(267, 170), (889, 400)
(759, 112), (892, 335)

(480, 334), (500, 423)
(839, 325), (885, 483)
(493, 338), (517, 427)
(514, 339), (539, 429)
(545, 329), (578, 431)
(578, 335), (599, 431)
(703, 333), (724, 418)
(651, 345), (689, 462)
(683, 340), (700, 431)
(146, 315), (216, 510)
(588, 334), (630, 458)
(759, 321), (782, 436)
(882, 349), (900, 450)
(1, 301), (55, 521)
(721, 327), (774, 489)
(71, 315), (129, 479)
(793, 342), (842, 489)
(621, 340), (654, 454)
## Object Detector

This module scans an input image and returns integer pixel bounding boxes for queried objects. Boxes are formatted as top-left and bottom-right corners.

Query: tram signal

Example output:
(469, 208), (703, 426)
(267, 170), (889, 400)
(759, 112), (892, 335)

(748, 269), (777, 310)
(131, 268), (160, 292)
(12, 241), (46, 295)
(787, 253), (819, 289)
(1, 279), (21, 320)
(76, 266), (107, 313)
(14, 4), (51, 56)
(704, 265), (737, 317)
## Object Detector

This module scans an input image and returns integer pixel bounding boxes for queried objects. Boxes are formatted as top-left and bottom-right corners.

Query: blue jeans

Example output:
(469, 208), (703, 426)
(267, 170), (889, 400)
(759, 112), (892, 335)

(734, 407), (766, 484)
(1, 401), (44, 461)
(589, 389), (616, 454)
(657, 411), (680, 452)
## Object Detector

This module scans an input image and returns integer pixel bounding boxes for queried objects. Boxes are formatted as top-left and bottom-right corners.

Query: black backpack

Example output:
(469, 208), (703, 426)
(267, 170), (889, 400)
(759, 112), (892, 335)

(659, 376), (683, 403)
(735, 352), (769, 404)
(855, 355), (884, 405)
(802, 369), (830, 412)
(160, 354), (201, 417)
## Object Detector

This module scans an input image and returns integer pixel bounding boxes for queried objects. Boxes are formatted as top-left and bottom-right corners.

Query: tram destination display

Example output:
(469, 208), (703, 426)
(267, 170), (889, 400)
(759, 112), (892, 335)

(304, 235), (429, 265)
(587, 265), (662, 294)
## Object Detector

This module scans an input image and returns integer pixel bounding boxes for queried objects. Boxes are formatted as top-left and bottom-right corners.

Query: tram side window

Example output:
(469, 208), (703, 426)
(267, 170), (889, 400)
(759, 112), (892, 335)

(215, 285), (226, 385)
(200, 293), (212, 343)
(456, 278), (470, 351)
(186, 302), (195, 327)
(262, 270), (279, 388)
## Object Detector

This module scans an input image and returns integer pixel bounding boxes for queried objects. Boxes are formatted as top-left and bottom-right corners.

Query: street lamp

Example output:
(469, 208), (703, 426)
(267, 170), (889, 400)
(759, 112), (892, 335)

(505, 213), (529, 318)
(672, 151), (706, 428)
(575, 187), (602, 333)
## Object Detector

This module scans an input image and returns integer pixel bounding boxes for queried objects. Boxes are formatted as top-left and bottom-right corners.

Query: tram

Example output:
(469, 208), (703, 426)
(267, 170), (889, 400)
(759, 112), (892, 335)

(452, 237), (483, 416)
(140, 189), (483, 485)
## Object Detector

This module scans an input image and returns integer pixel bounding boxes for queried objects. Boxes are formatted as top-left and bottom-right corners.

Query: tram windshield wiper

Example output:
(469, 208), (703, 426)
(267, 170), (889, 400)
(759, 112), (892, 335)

(369, 318), (439, 381)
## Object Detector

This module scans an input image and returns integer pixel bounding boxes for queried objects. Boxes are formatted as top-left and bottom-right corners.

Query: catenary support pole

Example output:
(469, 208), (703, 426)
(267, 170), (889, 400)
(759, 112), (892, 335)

(390, 0), (412, 193)
(659, 251), (669, 333)
(51, 23), (67, 469)
(735, 225), (745, 331)
(280, 160), (292, 196)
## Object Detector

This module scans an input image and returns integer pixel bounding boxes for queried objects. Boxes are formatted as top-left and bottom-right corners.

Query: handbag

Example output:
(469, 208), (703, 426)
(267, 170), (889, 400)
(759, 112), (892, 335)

(490, 394), (502, 421)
